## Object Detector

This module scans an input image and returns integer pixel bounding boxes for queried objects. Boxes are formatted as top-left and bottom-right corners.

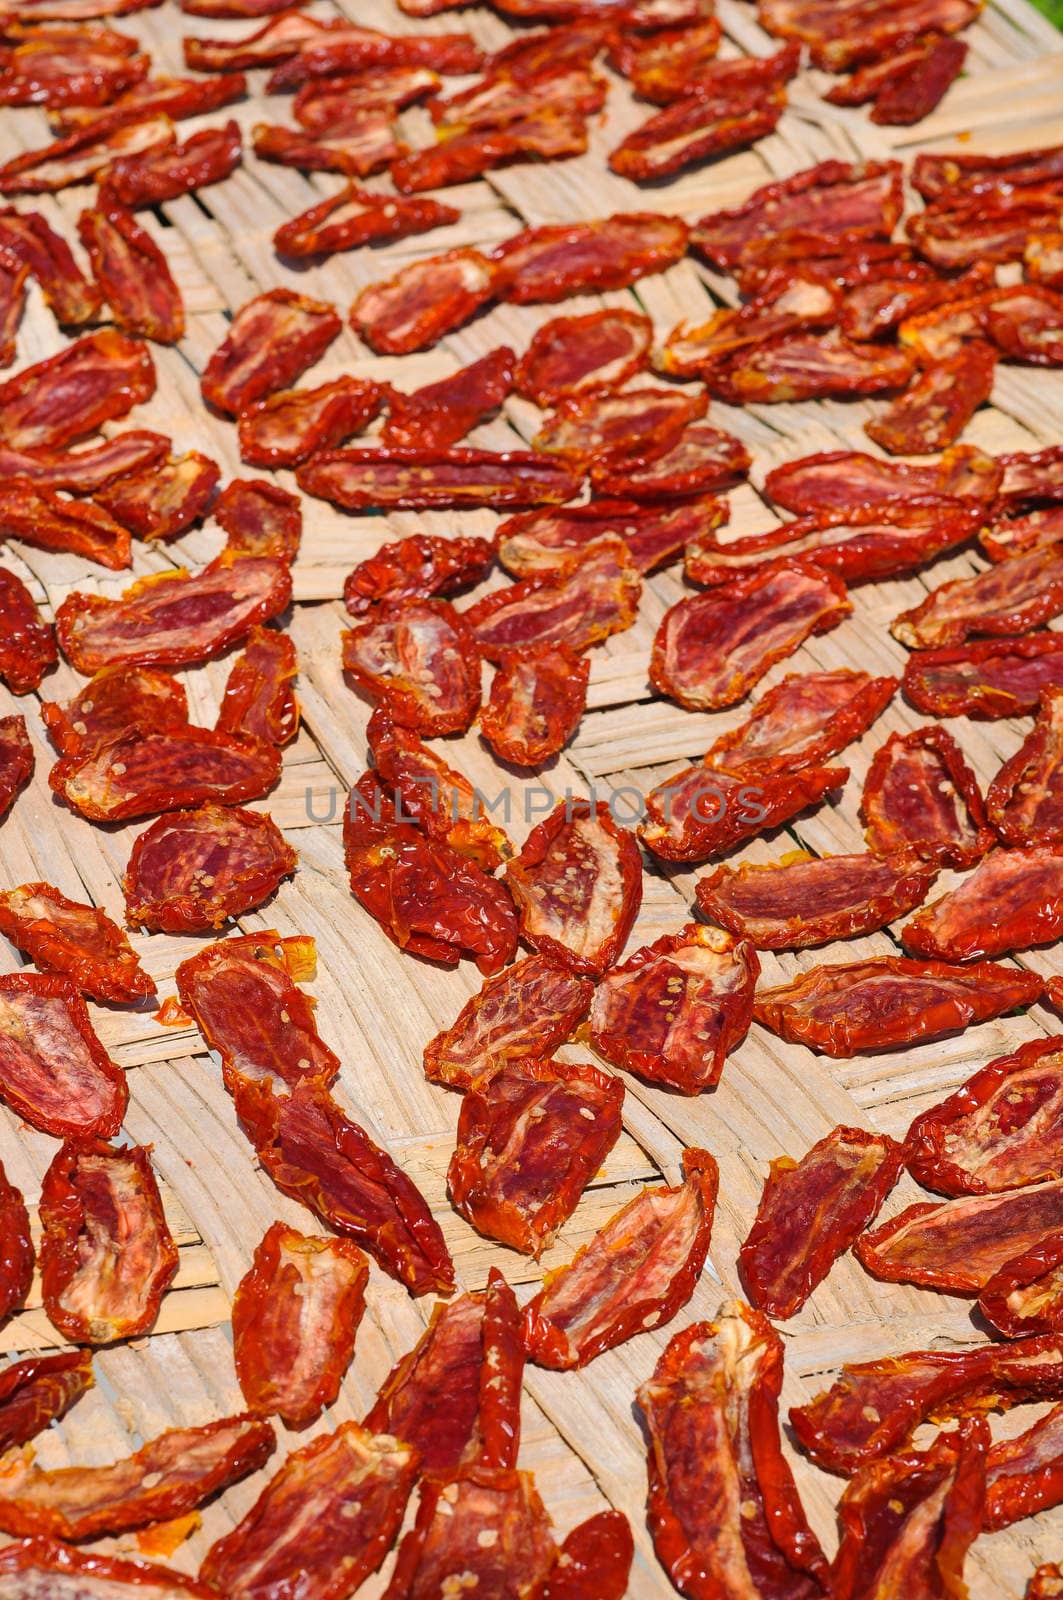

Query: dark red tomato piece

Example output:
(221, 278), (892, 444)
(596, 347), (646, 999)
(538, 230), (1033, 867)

(479, 643), (589, 768)
(532, 385), (707, 468)
(50, 724), (281, 821)
(0, 881), (153, 1002)
(496, 497), (726, 579)
(892, 542), (1063, 650)
(216, 625), (298, 747)
(343, 533), (493, 617)
(92, 450), (219, 540)
(902, 843), (1063, 961)
(384, 1466), (557, 1600)
(0, 327), (154, 448)
(274, 181), (458, 258)
(589, 925), (757, 1093)
(609, 83), (787, 182)
(983, 1400), (1063, 1530)
(237, 376), (383, 467)
(215, 479), (302, 564)
(0, 431), (168, 493)
(979, 1232), (1063, 1339)
(490, 212), (689, 303)
(0, 1540), (219, 1595)
(514, 308), (652, 405)
(0, 205), (103, 324)
(40, 665), (188, 757)
(382, 347), (515, 451)
(0, 714), (33, 819)
(0, 1160), (32, 1326)
(589, 420), (751, 500)
(738, 1127), (905, 1319)
(866, 342), (997, 455)
(0, 1351), (94, 1455)
(104, 118), (242, 206)
(765, 443), (1001, 514)
(350, 247), (499, 355)
(0, 564), (56, 693)
(0, 972), (127, 1138)
(299, 446), (581, 512)
(987, 687), (1063, 844)
(705, 668), (896, 778)
(464, 539), (640, 662)
(448, 1057), (624, 1256)
(638, 761), (848, 863)
(0, 114), (175, 198)
(342, 598), (481, 735)
(423, 954), (594, 1090)
(252, 116), (404, 177)
(76, 199), (184, 344)
(124, 805), (295, 933)
(862, 725), (993, 868)
(0, 480), (134, 569)
(201, 287), (340, 415)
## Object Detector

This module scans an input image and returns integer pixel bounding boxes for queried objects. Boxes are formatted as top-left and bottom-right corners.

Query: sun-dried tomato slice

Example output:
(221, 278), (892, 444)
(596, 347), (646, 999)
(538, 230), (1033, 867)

(216, 625), (298, 747)
(274, 182), (455, 260)
(903, 843), (1063, 961)
(691, 158), (903, 269)
(300, 446), (580, 513)
(651, 559), (851, 711)
(696, 850), (936, 951)
(265, 23), (483, 88)
(0, 206), (102, 324)
(0, 113), (174, 196)
(252, 116), (405, 177)
(104, 118), (241, 205)
(904, 633), (1063, 721)
(987, 686), (1063, 844)
(491, 212), (688, 303)
(497, 498), (724, 580)
(862, 725), (993, 869)
(0, 882), (153, 1003)
(215, 478), (301, 564)
(754, 955), (1043, 1057)
(832, 1416), (986, 1600)
(0, 481), (132, 568)
(0, 1540), (219, 1595)
(56, 555), (291, 673)
(980, 1233), (1063, 1339)
(51, 724), (281, 822)
(384, 1466), (557, 1600)
(0, 1413), (274, 1540)
(479, 643), (589, 768)
(608, 14), (720, 95)
(382, 348), (515, 451)
(857, 1178), (1063, 1294)
(505, 800), (641, 976)
(0, 564), (55, 693)
(533, 386), (707, 468)
(351, 246), (499, 355)
(368, 706), (509, 869)
(890, 544), (1063, 649)
(865, 342), (997, 455)
(295, 66), (440, 128)
(49, 70), (248, 136)
(233, 1073), (455, 1296)
(431, 62), (606, 135)
(839, 264), (993, 343)
(40, 665), (186, 758)
(232, 1221), (367, 1428)
(524, 1147), (716, 1371)
(761, 0), (980, 69)
(765, 443), (1001, 514)
(591, 421), (751, 500)
(392, 105), (589, 192)
(738, 1127), (905, 1320)
(711, 329), (915, 404)
(175, 931), (337, 1092)
(997, 445), (1063, 509)
(0, 1351), (94, 1456)
(639, 1302), (830, 1600)
(588, 925), (756, 1093)
(124, 806), (294, 933)
(660, 275), (840, 381)
(0, 431), (169, 493)
(907, 1037), (1063, 1197)
(39, 1138), (177, 1343)
(238, 377), (381, 469)
(686, 502), (978, 588)
(514, 309), (651, 405)
(183, 12), (343, 71)
(0, 1159), (32, 1324)
(92, 451), (219, 541)
(981, 1400), (1063, 1530)
(344, 533), (493, 617)
(540, 1512), (634, 1600)
(464, 540), (640, 663)
(76, 200), (184, 344)
(909, 201), (1063, 270)
(0, 257), (26, 366)
(0, 714), (32, 818)
(364, 1267), (523, 1471)
(981, 506), (1063, 563)
(0, 327), (154, 449)
(828, 32), (968, 124)
(981, 283), (1063, 365)
(343, 598), (481, 735)
(448, 1057), (623, 1256)
(791, 1334), (1063, 1475)
(0, 973), (126, 1137)
(201, 288), (340, 416)
(423, 954), (594, 1090)
(639, 762), (848, 863)
(201, 1422), (418, 1600)
(610, 82), (786, 181)
(705, 669), (896, 779)
(344, 772), (517, 975)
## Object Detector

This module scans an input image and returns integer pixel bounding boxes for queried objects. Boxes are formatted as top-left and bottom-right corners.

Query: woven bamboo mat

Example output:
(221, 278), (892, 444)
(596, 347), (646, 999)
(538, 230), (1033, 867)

(1, 0), (1063, 1591)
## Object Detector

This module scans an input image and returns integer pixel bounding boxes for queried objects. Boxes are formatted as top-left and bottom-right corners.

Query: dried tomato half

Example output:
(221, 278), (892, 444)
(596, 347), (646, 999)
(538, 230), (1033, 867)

(124, 805), (294, 933)
(367, 706), (511, 869)
(592, 420), (751, 500)
(342, 598), (481, 735)
(697, 850), (936, 950)
(983, 1401), (1063, 1530)
(56, 555), (292, 673)
(233, 1074), (455, 1296)
(479, 643), (589, 768)
(589, 925), (757, 1093)
(738, 1127), (905, 1319)
(0, 431), (168, 493)
(0, 205), (102, 324)
(903, 844), (1063, 961)
(0, 481), (131, 568)
(764, 443), (1001, 515)
(980, 1232), (1063, 1339)
(496, 497), (725, 579)
(712, 329), (916, 405)
(514, 308), (652, 405)
(903, 634), (1063, 721)
(200, 1423), (418, 1600)
(448, 1057), (623, 1255)
(384, 1466), (556, 1600)
(299, 446), (580, 513)
(392, 106), (589, 193)
(238, 377), (383, 469)
(92, 450), (219, 540)
(232, 1221), (368, 1428)
(491, 212), (688, 302)
(0, 1351), (94, 1455)
(350, 247), (499, 355)
(175, 931), (338, 1094)
(524, 1149), (717, 1368)
(532, 386), (708, 468)
(790, 1333), (1063, 1475)
(0, 1413), (274, 1541)
(639, 761), (847, 864)
(0, 973), (126, 1138)
(40, 665), (188, 757)
(215, 479), (302, 563)
(706, 669), (896, 779)
(0, 327), (154, 449)
(0, 882), (153, 1003)
(866, 341), (997, 456)
(0, 714), (32, 818)
(423, 954), (594, 1090)
(832, 1418), (987, 1600)
(753, 955), (1043, 1057)
(862, 725), (993, 868)
(39, 1139), (177, 1343)
(505, 800), (641, 977)
(382, 347), (516, 451)
(364, 1267), (523, 1472)
(274, 181), (456, 258)
(77, 200), (184, 344)
(638, 1303), (830, 1600)
(0, 563), (56, 693)
(344, 532), (493, 619)
(610, 82), (787, 181)
(104, 117), (242, 206)
(651, 559), (851, 711)
(892, 542), (1063, 650)
(216, 625), (298, 747)
(692, 158), (902, 268)
(0, 1160), (32, 1325)
(183, 13), (341, 74)
(0, 1541), (219, 1596)
(660, 274), (840, 380)
(201, 288), (340, 416)
(987, 687), (1063, 844)
(50, 724), (281, 822)
(465, 540), (640, 663)
(0, 113), (175, 197)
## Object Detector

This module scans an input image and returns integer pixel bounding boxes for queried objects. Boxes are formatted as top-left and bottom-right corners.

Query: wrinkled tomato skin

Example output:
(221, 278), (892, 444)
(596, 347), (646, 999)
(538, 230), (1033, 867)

(0, 328), (155, 450)
(50, 725), (282, 823)
(0, 881), (155, 1002)
(0, 1162), (33, 1326)
(0, 1540), (219, 1595)
(216, 625), (299, 746)
(0, 972), (128, 1139)
(124, 805), (296, 933)
(200, 288), (341, 416)
(0, 1351), (94, 1456)
(342, 598), (482, 736)
(0, 717), (34, 818)
(862, 725), (994, 868)
(479, 643), (589, 767)
(343, 533), (493, 617)
(979, 1232), (1063, 1339)
(0, 565), (56, 693)
(423, 955), (594, 1091)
